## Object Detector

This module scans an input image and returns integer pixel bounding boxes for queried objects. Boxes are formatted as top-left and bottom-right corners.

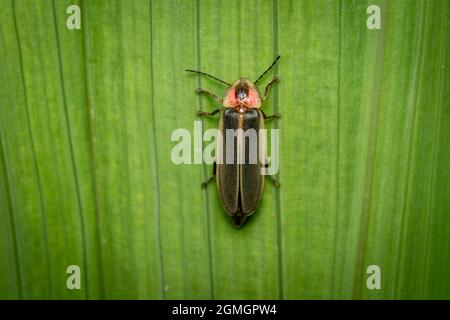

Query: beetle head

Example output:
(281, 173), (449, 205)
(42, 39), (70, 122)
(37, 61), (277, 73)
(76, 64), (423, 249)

(223, 79), (261, 110)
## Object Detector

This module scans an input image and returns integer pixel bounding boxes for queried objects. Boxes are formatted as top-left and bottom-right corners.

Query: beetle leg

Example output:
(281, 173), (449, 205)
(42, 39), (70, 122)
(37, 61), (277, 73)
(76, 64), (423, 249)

(263, 162), (280, 187)
(262, 76), (280, 102)
(197, 108), (223, 117)
(196, 88), (223, 105)
(201, 176), (215, 188)
(201, 162), (216, 188)
(266, 175), (280, 187)
(261, 109), (282, 121)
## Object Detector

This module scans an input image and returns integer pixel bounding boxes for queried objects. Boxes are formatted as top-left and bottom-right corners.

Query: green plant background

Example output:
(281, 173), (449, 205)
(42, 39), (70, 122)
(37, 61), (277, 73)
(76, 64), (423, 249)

(0, 0), (449, 299)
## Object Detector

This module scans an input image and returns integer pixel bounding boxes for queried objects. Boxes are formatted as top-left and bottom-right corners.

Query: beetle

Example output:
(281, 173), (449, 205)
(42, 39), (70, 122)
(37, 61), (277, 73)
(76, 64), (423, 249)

(186, 56), (281, 227)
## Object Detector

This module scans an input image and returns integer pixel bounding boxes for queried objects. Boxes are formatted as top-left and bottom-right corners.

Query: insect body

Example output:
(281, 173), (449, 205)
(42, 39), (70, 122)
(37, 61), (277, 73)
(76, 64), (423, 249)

(186, 56), (281, 227)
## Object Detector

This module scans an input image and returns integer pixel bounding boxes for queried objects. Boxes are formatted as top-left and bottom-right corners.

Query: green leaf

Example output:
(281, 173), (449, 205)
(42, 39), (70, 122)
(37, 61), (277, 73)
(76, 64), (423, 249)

(0, 0), (448, 299)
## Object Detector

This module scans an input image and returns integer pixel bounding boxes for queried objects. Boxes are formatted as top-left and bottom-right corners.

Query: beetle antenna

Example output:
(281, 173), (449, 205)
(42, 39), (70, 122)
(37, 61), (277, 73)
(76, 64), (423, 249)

(254, 55), (281, 85)
(185, 69), (231, 87)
